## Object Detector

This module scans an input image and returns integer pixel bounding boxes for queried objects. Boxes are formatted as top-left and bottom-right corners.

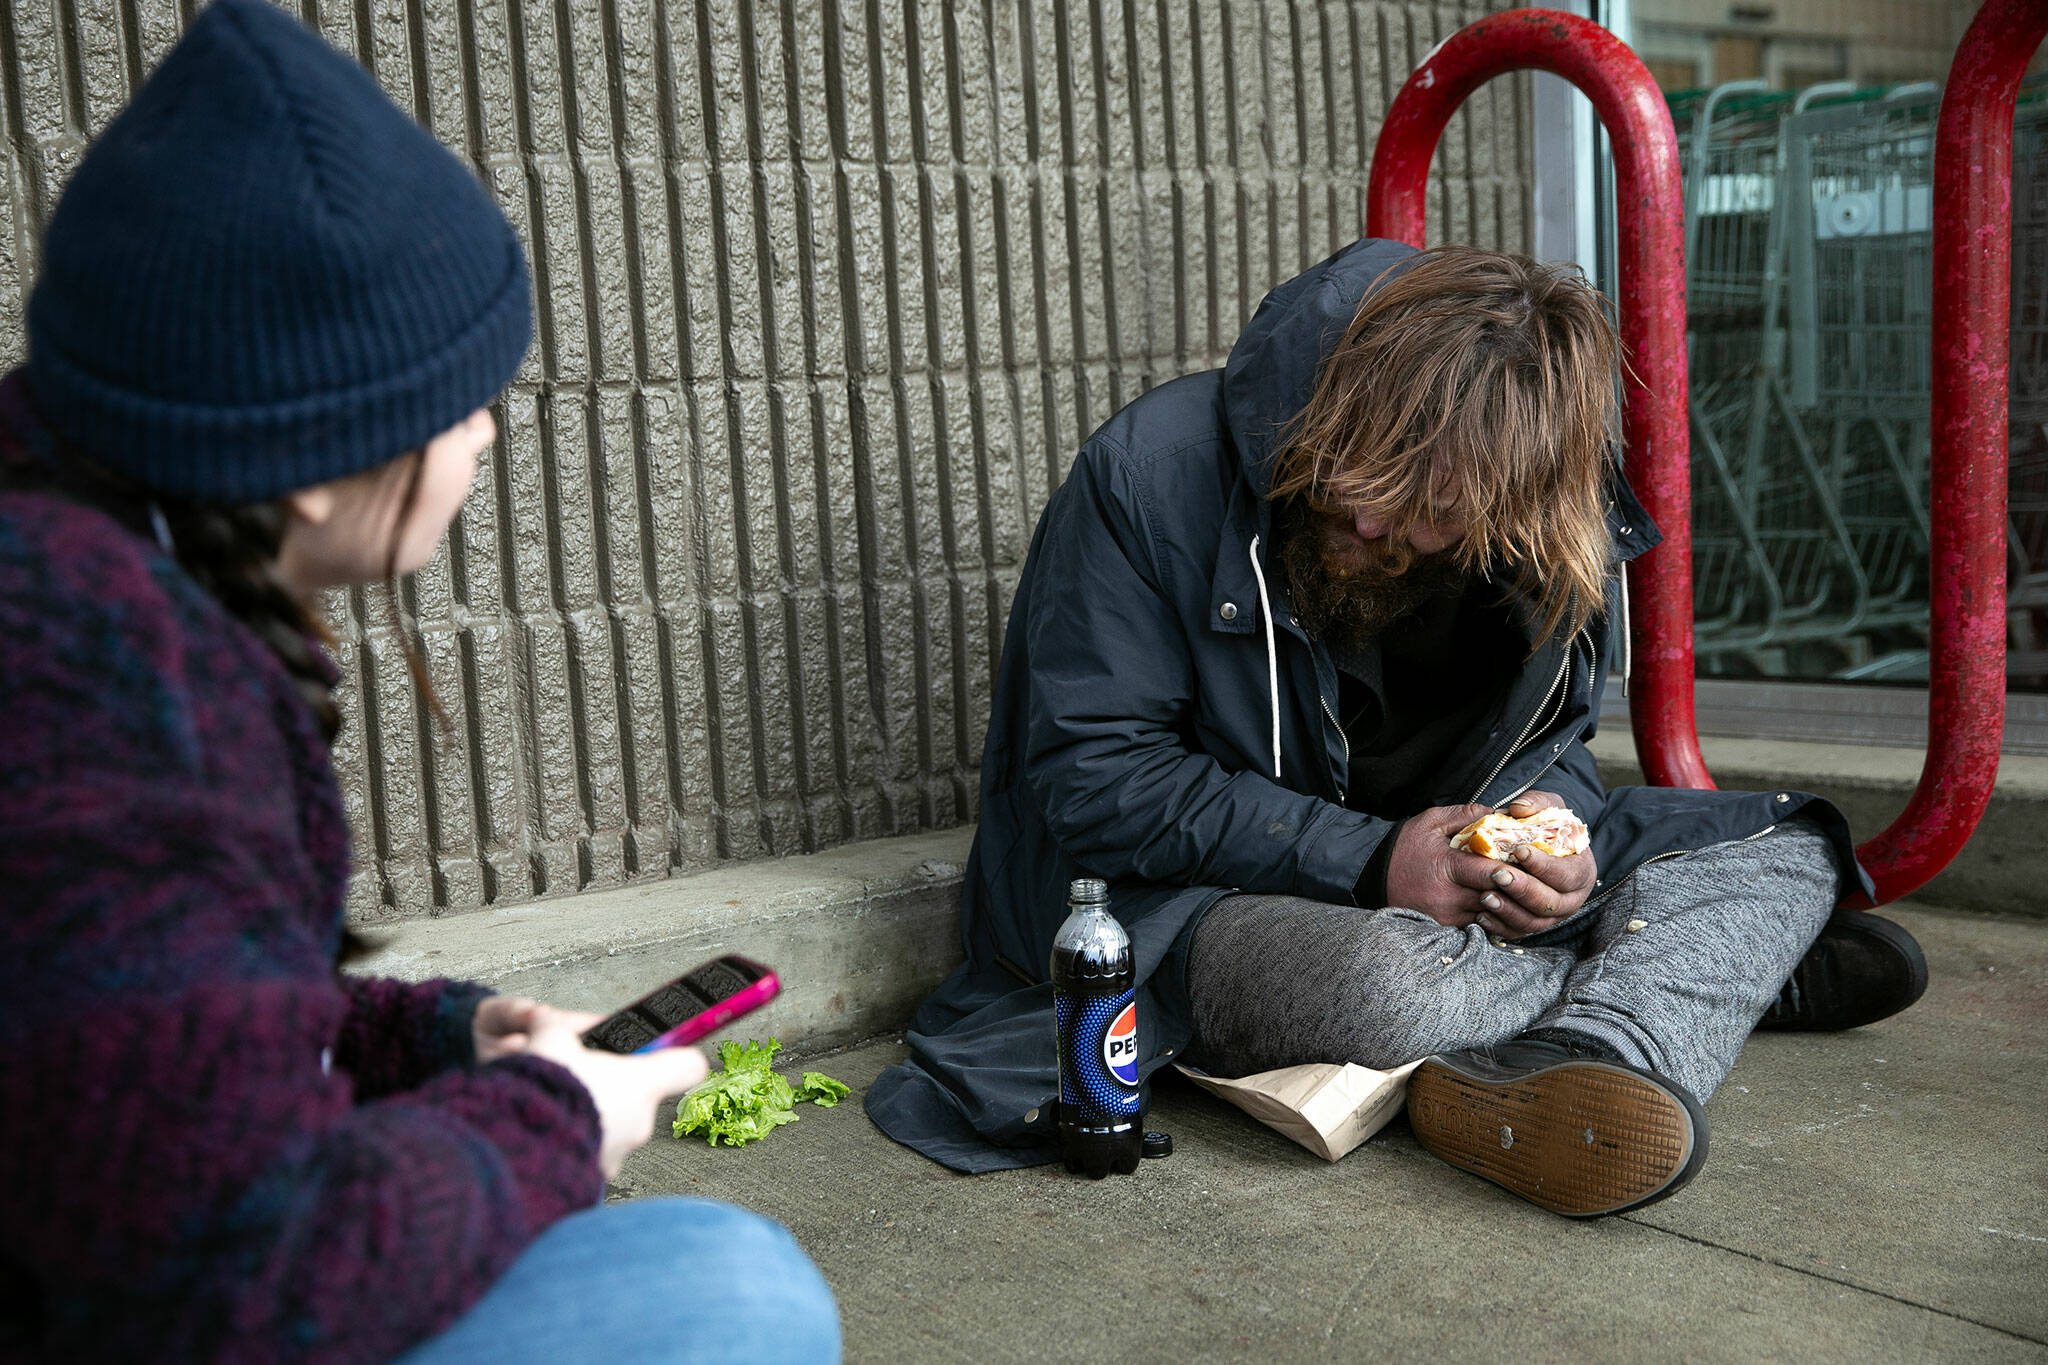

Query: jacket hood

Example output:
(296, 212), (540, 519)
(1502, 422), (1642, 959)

(1221, 237), (1422, 502)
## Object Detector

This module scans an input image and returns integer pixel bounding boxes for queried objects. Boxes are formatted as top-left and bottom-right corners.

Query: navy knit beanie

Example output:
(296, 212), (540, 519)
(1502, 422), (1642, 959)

(25, 0), (532, 504)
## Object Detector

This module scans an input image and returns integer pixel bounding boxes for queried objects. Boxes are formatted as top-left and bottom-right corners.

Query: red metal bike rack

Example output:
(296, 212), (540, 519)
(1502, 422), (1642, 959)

(1364, 2), (2039, 905)
(1861, 0), (2046, 904)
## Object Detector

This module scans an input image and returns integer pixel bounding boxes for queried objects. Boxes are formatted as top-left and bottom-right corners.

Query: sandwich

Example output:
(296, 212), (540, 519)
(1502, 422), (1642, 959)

(1450, 806), (1590, 861)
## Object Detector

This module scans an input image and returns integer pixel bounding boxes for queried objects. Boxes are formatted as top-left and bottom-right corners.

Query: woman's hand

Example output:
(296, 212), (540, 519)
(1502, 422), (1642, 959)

(518, 1007), (711, 1179)
(472, 995), (602, 1064)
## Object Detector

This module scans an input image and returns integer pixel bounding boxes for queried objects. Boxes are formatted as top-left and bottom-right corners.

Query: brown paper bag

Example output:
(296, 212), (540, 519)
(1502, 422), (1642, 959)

(1175, 1058), (1424, 1162)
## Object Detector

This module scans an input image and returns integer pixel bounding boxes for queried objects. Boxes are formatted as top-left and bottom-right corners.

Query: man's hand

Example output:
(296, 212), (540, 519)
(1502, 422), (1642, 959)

(1504, 792), (1571, 820)
(1382, 795), (1600, 938)
(1474, 791), (1599, 939)
(1384, 804), (1521, 928)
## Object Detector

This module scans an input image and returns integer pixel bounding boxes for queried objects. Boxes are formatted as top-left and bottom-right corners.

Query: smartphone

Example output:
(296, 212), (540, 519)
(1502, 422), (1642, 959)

(579, 955), (781, 1055)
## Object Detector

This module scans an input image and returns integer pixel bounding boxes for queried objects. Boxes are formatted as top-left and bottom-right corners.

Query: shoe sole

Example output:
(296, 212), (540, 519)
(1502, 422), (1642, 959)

(1406, 1056), (1705, 1218)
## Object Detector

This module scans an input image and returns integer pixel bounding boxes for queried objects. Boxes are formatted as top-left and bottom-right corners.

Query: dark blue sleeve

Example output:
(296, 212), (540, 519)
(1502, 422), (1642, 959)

(1018, 444), (1391, 902)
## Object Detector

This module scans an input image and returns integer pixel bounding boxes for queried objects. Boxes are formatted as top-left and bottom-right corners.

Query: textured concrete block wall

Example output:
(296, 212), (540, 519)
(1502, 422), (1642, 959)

(0, 0), (1532, 921)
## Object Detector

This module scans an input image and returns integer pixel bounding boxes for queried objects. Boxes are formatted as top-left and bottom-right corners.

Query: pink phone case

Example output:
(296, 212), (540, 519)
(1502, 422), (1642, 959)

(631, 969), (781, 1054)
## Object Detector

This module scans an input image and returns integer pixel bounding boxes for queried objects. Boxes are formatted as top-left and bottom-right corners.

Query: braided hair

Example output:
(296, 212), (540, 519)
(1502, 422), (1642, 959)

(4, 437), (458, 960)
(4, 447), (341, 737)
(0, 454), (466, 967)
(155, 494), (346, 741)
(1, 441), (453, 747)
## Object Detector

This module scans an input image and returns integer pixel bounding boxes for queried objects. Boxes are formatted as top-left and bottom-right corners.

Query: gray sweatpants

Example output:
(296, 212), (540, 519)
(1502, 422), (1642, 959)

(1186, 821), (1838, 1101)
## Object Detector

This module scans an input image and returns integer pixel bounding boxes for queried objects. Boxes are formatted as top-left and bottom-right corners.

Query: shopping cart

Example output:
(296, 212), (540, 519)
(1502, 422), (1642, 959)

(1673, 81), (1789, 645)
(2007, 81), (2048, 685)
(1677, 80), (1900, 671)
(1697, 82), (1946, 677)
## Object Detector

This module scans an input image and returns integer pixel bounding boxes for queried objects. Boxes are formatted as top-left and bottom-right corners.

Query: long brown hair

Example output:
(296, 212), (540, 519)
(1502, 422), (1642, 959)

(1266, 246), (1621, 646)
(377, 451), (455, 736)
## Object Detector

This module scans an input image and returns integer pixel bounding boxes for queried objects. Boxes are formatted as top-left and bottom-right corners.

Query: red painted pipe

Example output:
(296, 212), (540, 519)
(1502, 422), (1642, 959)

(1854, 0), (2044, 905)
(1366, 8), (1714, 790)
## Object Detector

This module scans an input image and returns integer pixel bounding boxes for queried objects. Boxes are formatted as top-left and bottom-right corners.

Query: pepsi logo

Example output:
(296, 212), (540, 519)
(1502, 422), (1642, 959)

(1102, 1001), (1139, 1086)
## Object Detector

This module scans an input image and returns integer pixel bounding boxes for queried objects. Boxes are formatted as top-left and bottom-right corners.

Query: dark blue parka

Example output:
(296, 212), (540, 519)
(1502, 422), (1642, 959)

(866, 238), (1870, 1173)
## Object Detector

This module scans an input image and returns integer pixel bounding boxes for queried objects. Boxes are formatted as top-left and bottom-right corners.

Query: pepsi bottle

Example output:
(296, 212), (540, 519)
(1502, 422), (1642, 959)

(1051, 877), (1144, 1177)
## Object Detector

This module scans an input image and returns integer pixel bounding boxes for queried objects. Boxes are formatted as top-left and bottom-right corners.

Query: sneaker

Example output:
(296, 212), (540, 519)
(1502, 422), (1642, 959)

(1756, 911), (1928, 1032)
(1406, 1036), (1708, 1218)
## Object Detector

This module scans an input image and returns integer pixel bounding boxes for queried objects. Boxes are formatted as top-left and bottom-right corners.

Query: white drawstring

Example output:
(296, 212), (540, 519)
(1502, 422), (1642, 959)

(1248, 535), (1282, 779)
(1618, 565), (1633, 698)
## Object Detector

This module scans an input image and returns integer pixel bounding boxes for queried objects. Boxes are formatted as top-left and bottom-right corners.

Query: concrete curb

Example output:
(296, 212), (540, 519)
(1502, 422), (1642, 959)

(1589, 732), (2046, 917)
(352, 828), (973, 1054)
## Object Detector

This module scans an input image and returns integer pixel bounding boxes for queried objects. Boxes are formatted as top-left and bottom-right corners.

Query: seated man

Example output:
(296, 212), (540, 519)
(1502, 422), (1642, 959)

(865, 239), (1926, 1216)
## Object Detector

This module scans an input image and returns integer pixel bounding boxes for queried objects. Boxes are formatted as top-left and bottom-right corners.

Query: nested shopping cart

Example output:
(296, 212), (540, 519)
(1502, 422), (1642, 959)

(1676, 73), (2048, 681)
(1364, 0), (2043, 905)
(1673, 81), (1792, 644)
(1671, 80), (1950, 676)
(1777, 85), (1948, 675)
(2006, 85), (2048, 684)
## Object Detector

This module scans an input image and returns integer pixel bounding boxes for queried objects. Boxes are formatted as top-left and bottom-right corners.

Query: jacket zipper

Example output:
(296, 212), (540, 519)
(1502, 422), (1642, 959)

(1467, 637), (1575, 805)
(1580, 822), (1780, 911)
(1491, 634), (1599, 807)
(1318, 625), (1581, 809)
(1319, 691), (1350, 799)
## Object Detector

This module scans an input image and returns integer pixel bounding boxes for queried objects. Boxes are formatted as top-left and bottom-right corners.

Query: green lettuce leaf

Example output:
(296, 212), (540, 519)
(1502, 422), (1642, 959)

(669, 1039), (851, 1145)
(717, 1037), (783, 1076)
(796, 1072), (851, 1107)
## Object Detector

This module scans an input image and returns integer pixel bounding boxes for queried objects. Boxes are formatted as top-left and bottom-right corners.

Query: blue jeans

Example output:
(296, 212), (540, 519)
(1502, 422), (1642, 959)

(397, 1197), (840, 1364)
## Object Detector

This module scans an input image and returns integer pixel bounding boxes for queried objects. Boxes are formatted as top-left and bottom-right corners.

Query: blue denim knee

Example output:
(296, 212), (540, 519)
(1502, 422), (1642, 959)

(398, 1195), (841, 1364)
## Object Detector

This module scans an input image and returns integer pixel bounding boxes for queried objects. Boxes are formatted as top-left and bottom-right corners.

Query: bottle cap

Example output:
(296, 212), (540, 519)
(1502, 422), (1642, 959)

(1068, 877), (1109, 904)
(1141, 1130), (1173, 1159)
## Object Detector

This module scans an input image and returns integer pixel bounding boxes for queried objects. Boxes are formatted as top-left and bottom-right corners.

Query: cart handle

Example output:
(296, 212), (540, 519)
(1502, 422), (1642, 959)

(1366, 9), (1711, 794)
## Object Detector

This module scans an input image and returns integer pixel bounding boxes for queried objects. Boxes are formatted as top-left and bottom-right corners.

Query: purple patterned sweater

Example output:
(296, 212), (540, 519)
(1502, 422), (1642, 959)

(0, 373), (602, 1363)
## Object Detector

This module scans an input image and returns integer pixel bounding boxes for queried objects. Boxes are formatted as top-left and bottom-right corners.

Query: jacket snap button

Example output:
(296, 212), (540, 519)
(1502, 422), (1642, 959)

(1775, 793), (1789, 802)
(1219, 602), (1238, 621)
(1620, 525), (1632, 535)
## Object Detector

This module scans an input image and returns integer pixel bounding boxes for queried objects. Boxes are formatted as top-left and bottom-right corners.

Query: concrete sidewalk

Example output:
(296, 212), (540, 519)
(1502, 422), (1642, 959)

(618, 904), (2047, 1363)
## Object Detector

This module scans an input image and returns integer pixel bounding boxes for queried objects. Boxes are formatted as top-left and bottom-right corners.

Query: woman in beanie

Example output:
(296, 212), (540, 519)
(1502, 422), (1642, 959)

(0, 2), (838, 1361)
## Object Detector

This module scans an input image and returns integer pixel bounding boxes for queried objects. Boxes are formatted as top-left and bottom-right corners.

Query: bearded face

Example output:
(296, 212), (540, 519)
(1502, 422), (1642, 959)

(1274, 496), (1467, 648)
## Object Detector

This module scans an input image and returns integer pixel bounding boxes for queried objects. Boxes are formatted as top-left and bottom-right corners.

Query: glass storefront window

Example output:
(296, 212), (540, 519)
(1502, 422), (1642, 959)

(1629, 0), (2048, 692)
